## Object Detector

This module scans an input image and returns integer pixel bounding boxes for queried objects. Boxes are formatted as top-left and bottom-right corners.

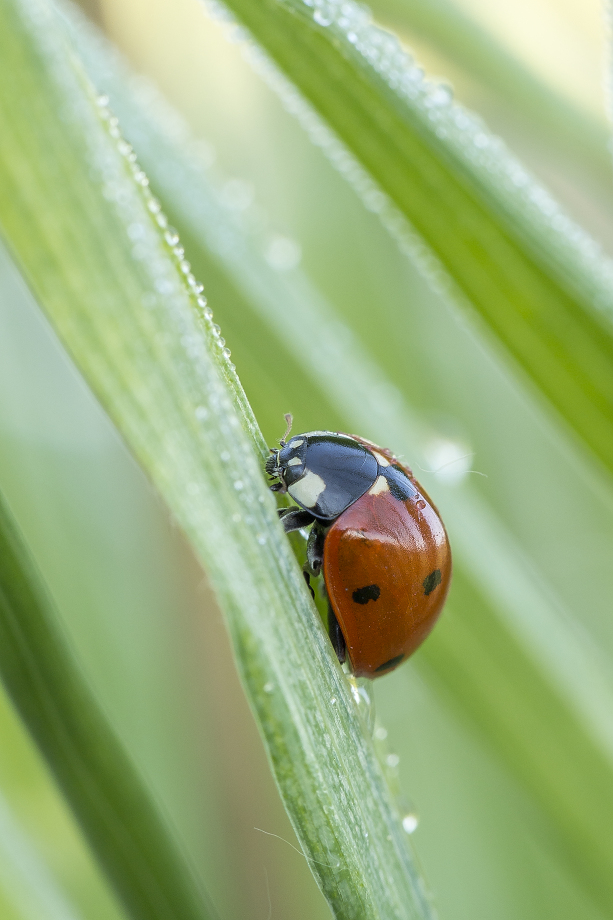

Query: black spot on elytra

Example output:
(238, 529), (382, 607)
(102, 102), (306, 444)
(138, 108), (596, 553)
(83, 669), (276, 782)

(352, 584), (381, 605)
(375, 654), (404, 673)
(423, 569), (442, 596)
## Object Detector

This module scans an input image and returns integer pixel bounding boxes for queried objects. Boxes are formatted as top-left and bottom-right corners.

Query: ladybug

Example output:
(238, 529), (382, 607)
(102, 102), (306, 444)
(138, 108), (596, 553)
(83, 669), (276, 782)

(266, 417), (451, 678)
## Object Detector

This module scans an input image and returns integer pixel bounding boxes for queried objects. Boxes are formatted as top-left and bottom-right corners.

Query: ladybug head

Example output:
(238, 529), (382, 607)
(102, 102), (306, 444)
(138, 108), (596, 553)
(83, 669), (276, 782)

(265, 449), (281, 478)
(265, 438), (308, 484)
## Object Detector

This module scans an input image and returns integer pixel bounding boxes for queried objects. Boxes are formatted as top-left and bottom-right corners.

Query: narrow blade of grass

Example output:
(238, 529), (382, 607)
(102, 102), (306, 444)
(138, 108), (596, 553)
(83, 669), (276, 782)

(0, 488), (218, 920)
(205, 0), (613, 478)
(372, 0), (613, 191)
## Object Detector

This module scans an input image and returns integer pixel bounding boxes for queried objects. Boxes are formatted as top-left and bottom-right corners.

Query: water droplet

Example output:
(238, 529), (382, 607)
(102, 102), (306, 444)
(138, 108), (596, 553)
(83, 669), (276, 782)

(148, 197), (161, 214)
(97, 94), (109, 108)
(234, 480), (244, 491)
(402, 813), (419, 834)
(263, 682), (275, 693)
(173, 245), (185, 259)
(416, 499), (426, 511)
(313, 9), (333, 26)
(386, 753), (400, 769)
(330, 697), (337, 705)
(165, 228), (180, 246)
(180, 260), (191, 274)
(204, 307), (213, 320)
(127, 222), (145, 241)
(212, 324), (221, 336)
(348, 676), (376, 732)
(133, 170), (149, 186)
(424, 437), (473, 484)
(427, 84), (453, 107)
(257, 533), (267, 545)
(265, 235), (302, 271)
(156, 212), (168, 229)
(374, 725), (387, 741)
(454, 109), (470, 130)
(223, 347), (232, 358)
(220, 451), (231, 462)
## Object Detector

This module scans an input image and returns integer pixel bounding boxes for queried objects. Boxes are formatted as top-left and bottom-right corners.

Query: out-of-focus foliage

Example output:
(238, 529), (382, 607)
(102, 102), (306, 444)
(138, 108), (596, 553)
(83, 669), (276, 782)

(0, 0), (612, 918)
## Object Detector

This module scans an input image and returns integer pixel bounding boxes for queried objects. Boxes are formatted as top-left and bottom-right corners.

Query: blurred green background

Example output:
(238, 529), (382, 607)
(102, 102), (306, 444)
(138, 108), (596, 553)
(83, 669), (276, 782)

(1, 0), (612, 918)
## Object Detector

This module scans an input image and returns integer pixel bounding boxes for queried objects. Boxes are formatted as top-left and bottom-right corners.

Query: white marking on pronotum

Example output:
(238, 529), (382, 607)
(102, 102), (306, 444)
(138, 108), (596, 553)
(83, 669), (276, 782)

(372, 451), (390, 466)
(369, 475), (390, 496)
(288, 457), (301, 467)
(288, 470), (326, 508)
(289, 438), (304, 448)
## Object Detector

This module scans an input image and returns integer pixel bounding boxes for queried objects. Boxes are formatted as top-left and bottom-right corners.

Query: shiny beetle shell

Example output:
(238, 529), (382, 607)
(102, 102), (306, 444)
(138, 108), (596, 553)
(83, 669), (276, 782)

(267, 430), (451, 678)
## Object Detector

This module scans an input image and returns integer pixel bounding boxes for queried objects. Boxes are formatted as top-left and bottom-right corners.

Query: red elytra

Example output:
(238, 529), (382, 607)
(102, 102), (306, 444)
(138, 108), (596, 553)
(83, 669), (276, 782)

(323, 439), (451, 677)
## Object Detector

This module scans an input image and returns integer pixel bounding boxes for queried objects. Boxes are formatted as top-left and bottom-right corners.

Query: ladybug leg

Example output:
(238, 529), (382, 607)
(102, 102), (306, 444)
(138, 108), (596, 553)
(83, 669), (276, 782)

(277, 509), (319, 596)
(303, 570), (315, 600)
(278, 507), (316, 533)
(303, 522), (325, 601)
(303, 523), (325, 600)
(328, 604), (346, 665)
(305, 521), (326, 577)
(305, 522), (348, 663)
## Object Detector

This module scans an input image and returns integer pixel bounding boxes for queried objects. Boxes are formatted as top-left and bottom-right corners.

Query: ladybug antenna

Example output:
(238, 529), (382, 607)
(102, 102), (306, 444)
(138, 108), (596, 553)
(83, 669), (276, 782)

(280, 413), (293, 447)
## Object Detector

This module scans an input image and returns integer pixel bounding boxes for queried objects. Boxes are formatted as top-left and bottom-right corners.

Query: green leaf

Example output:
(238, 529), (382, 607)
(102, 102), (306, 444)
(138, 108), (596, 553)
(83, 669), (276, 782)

(0, 486), (218, 920)
(211, 0), (613, 477)
(372, 0), (613, 194)
(0, 1), (436, 917)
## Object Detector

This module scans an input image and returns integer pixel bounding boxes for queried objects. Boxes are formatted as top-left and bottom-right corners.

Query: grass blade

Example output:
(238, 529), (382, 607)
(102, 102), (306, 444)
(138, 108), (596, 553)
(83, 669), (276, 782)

(0, 488), (218, 920)
(372, 0), (613, 194)
(205, 0), (613, 477)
